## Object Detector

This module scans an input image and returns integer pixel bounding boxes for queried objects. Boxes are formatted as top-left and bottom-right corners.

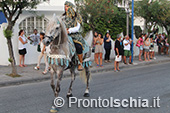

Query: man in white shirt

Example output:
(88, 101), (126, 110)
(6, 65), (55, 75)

(28, 29), (40, 46)
(123, 35), (132, 64)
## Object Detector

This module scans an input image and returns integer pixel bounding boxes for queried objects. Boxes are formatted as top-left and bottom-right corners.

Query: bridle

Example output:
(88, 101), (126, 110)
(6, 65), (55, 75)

(45, 26), (61, 48)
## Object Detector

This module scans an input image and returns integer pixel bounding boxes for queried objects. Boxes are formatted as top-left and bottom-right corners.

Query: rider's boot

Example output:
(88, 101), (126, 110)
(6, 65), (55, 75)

(77, 54), (83, 71)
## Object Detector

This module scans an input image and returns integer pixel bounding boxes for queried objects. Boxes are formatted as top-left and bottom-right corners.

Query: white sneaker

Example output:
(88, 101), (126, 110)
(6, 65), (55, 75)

(154, 57), (156, 60)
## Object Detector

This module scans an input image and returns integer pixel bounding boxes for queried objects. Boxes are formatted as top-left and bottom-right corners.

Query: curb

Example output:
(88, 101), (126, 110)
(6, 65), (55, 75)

(0, 58), (170, 87)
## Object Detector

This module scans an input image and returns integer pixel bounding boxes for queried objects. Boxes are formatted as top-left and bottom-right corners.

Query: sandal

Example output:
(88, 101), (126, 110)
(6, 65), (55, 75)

(104, 60), (108, 63)
(34, 66), (40, 70)
(97, 64), (99, 67)
(42, 70), (48, 75)
(139, 59), (143, 61)
(129, 62), (133, 64)
(108, 60), (111, 63)
(100, 65), (103, 67)
(114, 70), (118, 72)
(19, 65), (23, 67)
(22, 64), (27, 67)
(124, 62), (128, 65)
(117, 69), (120, 72)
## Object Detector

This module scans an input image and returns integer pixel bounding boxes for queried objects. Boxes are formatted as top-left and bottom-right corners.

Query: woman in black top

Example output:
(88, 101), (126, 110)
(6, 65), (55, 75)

(104, 32), (112, 63)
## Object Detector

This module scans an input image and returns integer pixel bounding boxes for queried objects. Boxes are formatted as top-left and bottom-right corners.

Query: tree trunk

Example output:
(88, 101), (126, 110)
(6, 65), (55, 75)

(7, 38), (18, 75)
(6, 23), (18, 76)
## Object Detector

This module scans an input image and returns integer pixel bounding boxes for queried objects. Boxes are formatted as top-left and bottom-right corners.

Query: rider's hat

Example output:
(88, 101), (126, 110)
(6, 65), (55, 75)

(64, 1), (75, 8)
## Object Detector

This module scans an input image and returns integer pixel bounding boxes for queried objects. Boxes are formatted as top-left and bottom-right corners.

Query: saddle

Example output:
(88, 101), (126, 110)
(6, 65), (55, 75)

(68, 36), (92, 67)
(47, 36), (91, 69)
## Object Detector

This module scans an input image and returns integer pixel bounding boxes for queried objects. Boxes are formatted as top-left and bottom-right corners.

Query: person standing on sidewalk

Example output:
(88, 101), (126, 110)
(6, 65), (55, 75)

(120, 37), (125, 63)
(104, 32), (112, 63)
(34, 32), (49, 74)
(93, 31), (98, 63)
(123, 35), (132, 64)
(114, 34), (123, 72)
(136, 35), (144, 61)
(149, 35), (156, 60)
(18, 30), (28, 67)
(28, 29), (40, 46)
(144, 37), (151, 61)
(94, 33), (104, 67)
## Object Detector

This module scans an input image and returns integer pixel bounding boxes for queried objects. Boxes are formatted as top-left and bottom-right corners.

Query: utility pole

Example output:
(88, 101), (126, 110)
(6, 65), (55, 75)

(131, 0), (134, 63)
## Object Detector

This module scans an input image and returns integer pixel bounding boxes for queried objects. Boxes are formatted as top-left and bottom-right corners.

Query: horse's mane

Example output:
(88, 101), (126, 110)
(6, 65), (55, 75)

(58, 17), (68, 44)
(46, 16), (69, 55)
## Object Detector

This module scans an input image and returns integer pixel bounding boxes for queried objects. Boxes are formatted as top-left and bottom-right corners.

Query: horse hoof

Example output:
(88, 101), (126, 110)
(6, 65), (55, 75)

(84, 93), (90, 97)
(66, 94), (73, 98)
(50, 106), (59, 113)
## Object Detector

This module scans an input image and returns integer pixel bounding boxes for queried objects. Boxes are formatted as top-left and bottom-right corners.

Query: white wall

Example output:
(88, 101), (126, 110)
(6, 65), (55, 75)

(134, 17), (145, 31)
(0, 23), (10, 65)
(50, 0), (75, 6)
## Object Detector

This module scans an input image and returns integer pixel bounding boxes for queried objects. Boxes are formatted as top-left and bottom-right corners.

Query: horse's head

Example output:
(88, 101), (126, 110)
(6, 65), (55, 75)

(43, 14), (66, 46)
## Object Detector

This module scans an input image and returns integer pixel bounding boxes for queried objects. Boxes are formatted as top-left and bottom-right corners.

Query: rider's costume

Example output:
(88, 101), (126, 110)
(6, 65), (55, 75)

(63, 1), (85, 71)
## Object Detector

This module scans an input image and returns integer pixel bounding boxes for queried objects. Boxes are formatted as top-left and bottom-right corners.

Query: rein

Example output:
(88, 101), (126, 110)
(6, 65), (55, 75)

(53, 33), (61, 48)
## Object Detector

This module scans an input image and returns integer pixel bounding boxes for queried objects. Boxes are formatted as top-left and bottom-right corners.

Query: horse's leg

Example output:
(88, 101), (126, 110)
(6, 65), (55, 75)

(50, 66), (55, 95)
(50, 67), (63, 113)
(67, 66), (76, 98)
(84, 67), (90, 97)
(55, 67), (63, 97)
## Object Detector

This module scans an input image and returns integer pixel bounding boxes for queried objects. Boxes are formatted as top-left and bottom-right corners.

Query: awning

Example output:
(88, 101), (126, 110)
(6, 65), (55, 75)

(0, 11), (7, 25)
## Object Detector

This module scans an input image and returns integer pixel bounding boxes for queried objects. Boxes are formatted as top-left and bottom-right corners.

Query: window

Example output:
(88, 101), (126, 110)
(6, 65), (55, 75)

(19, 16), (49, 36)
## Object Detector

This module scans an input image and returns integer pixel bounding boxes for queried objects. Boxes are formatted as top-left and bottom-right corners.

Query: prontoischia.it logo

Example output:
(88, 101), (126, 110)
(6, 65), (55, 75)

(54, 96), (160, 108)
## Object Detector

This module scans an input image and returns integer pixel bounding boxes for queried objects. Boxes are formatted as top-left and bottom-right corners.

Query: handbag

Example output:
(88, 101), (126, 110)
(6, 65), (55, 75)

(37, 44), (41, 52)
(136, 43), (140, 47)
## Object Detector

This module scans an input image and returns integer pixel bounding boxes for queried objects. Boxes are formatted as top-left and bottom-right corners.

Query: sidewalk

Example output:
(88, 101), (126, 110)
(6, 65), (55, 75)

(0, 54), (170, 87)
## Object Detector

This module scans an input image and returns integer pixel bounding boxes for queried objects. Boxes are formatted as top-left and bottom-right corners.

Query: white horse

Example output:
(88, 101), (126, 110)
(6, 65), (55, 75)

(43, 15), (93, 112)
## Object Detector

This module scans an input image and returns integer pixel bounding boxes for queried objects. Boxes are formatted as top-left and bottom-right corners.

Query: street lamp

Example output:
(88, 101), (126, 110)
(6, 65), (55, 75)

(125, 0), (130, 36)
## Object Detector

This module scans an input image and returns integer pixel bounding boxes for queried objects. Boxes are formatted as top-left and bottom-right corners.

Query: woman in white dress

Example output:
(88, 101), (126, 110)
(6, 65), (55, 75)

(34, 32), (49, 74)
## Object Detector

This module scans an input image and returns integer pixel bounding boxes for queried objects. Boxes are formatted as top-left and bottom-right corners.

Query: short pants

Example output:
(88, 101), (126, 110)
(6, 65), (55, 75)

(124, 50), (131, 57)
(19, 48), (27, 55)
(139, 45), (143, 51)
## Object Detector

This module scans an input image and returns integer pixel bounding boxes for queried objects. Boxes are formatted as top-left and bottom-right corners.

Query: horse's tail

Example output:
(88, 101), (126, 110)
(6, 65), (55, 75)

(79, 67), (91, 84)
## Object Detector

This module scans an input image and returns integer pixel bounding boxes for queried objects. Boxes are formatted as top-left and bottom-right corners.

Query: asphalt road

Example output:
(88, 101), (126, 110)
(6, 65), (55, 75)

(0, 62), (170, 113)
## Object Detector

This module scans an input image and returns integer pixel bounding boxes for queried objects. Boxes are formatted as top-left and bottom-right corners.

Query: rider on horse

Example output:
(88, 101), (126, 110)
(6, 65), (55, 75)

(62, 1), (85, 71)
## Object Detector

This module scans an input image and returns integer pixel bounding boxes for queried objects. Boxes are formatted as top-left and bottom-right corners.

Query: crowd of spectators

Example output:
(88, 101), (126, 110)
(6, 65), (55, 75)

(18, 29), (49, 74)
(92, 31), (169, 71)
(93, 31), (134, 71)
(136, 33), (169, 62)
(18, 29), (169, 73)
